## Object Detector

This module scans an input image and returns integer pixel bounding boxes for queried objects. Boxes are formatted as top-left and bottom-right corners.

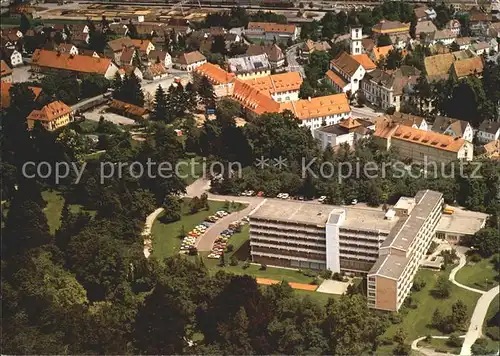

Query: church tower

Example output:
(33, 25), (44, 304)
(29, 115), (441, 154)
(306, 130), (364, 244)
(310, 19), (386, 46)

(350, 26), (363, 55)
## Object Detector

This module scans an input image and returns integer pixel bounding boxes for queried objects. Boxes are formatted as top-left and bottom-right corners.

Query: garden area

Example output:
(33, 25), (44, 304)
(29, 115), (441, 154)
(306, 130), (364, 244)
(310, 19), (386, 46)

(455, 255), (499, 291)
(151, 198), (246, 259)
(376, 266), (481, 354)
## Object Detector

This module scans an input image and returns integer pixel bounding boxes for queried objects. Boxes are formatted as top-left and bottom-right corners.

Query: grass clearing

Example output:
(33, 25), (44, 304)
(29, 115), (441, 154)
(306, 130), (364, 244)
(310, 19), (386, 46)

(178, 156), (204, 185)
(42, 191), (96, 234)
(455, 256), (499, 291)
(152, 199), (246, 259)
(380, 267), (480, 345)
(42, 190), (65, 234)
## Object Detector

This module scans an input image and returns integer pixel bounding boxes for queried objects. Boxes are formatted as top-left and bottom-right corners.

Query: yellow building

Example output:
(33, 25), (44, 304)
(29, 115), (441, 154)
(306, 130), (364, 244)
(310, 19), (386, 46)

(27, 101), (73, 131)
(375, 123), (473, 164)
(372, 20), (410, 36)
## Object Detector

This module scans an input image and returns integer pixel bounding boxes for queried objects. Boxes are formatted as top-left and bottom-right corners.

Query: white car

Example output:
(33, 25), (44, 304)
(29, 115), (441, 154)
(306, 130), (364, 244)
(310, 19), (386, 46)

(351, 199), (358, 205)
(277, 193), (284, 199)
(318, 196), (327, 203)
(248, 190), (255, 196)
(281, 193), (289, 199)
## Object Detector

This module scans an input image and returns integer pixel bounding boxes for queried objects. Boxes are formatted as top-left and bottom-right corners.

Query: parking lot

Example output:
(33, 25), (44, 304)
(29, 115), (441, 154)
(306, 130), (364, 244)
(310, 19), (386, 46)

(83, 106), (136, 126)
(12, 65), (32, 83)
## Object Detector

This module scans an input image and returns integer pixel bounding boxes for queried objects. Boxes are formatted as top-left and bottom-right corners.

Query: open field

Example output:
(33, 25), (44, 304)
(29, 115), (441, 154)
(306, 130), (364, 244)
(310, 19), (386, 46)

(455, 256), (499, 291)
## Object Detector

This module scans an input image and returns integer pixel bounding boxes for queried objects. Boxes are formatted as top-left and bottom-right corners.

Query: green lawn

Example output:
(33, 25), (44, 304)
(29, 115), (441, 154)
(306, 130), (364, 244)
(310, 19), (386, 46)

(455, 256), (499, 291)
(151, 199), (246, 259)
(178, 156), (204, 185)
(417, 337), (462, 354)
(484, 294), (500, 350)
(379, 267), (481, 349)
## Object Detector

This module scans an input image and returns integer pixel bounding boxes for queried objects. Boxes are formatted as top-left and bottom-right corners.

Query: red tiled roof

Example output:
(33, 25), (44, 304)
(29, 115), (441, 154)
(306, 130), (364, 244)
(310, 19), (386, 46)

(325, 70), (347, 89)
(194, 62), (235, 84)
(31, 49), (113, 75)
(0, 60), (12, 77)
(242, 71), (302, 96)
(352, 53), (376, 71)
(27, 101), (72, 122)
(247, 22), (296, 34)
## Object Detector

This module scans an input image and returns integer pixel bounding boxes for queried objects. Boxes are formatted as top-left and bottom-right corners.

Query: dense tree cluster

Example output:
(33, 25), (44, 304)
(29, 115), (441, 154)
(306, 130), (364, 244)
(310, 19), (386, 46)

(202, 7), (286, 29)
(407, 61), (500, 127)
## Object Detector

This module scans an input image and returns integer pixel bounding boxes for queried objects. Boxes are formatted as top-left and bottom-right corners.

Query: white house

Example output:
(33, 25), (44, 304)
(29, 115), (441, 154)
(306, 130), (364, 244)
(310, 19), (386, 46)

(57, 43), (79, 56)
(280, 93), (352, 132)
(477, 120), (500, 143)
(455, 37), (472, 51)
(147, 50), (172, 67)
(314, 117), (374, 150)
(5, 48), (23, 67)
(326, 51), (370, 94)
(362, 66), (420, 112)
(431, 116), (474, 142)
(427, 29), (456, 46)
(471, 42), (491, 55)
(175, 51), (206, 72)
(446, 20), (461, 37)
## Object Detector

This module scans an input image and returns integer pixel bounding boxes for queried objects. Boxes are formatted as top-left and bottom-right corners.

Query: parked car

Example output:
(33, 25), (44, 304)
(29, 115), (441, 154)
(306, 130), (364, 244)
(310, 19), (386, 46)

(351, 199), (358, 205)
(318, 196), (327, 203)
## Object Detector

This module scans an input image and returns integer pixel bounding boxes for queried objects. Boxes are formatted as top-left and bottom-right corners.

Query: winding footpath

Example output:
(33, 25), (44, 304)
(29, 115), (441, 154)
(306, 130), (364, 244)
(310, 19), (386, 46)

(142, 207), (164, 258)
(412, 249), (499, 356)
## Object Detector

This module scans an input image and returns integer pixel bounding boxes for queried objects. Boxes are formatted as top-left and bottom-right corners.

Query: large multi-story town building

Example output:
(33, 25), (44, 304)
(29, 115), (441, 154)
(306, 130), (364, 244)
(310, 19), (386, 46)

(362, 66), (420, 112)
(374, 122), (473, 164)
(248, 190), (479, 311)
(242, 71), (302, 102)
(31, 49), (119, 79)
(367, 190), (443, 311)
(228, 54), (271, 79)
(245, 22), (298, 41)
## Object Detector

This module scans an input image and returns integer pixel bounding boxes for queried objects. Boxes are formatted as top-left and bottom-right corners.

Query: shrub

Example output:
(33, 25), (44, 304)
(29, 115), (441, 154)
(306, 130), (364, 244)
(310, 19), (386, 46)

(260, 263), (267, 271)
(447, 333), (462, 347)
(188, 247), (198, 256)
(470, 254), (481, 262)
(311, 277), (320, 285)
(390, 312), (403, 324)
(230, 255), (238, 266)
(412, 276), (426, 291)
(226, 244), (234, 253)
(485, 326), (500, 341)
(242, 260), (250, 269)
(300, 269), (317, 277)
(319, 269), (332, 279)
(425, 335), (432, 342)
(332, 272), (343, 281)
